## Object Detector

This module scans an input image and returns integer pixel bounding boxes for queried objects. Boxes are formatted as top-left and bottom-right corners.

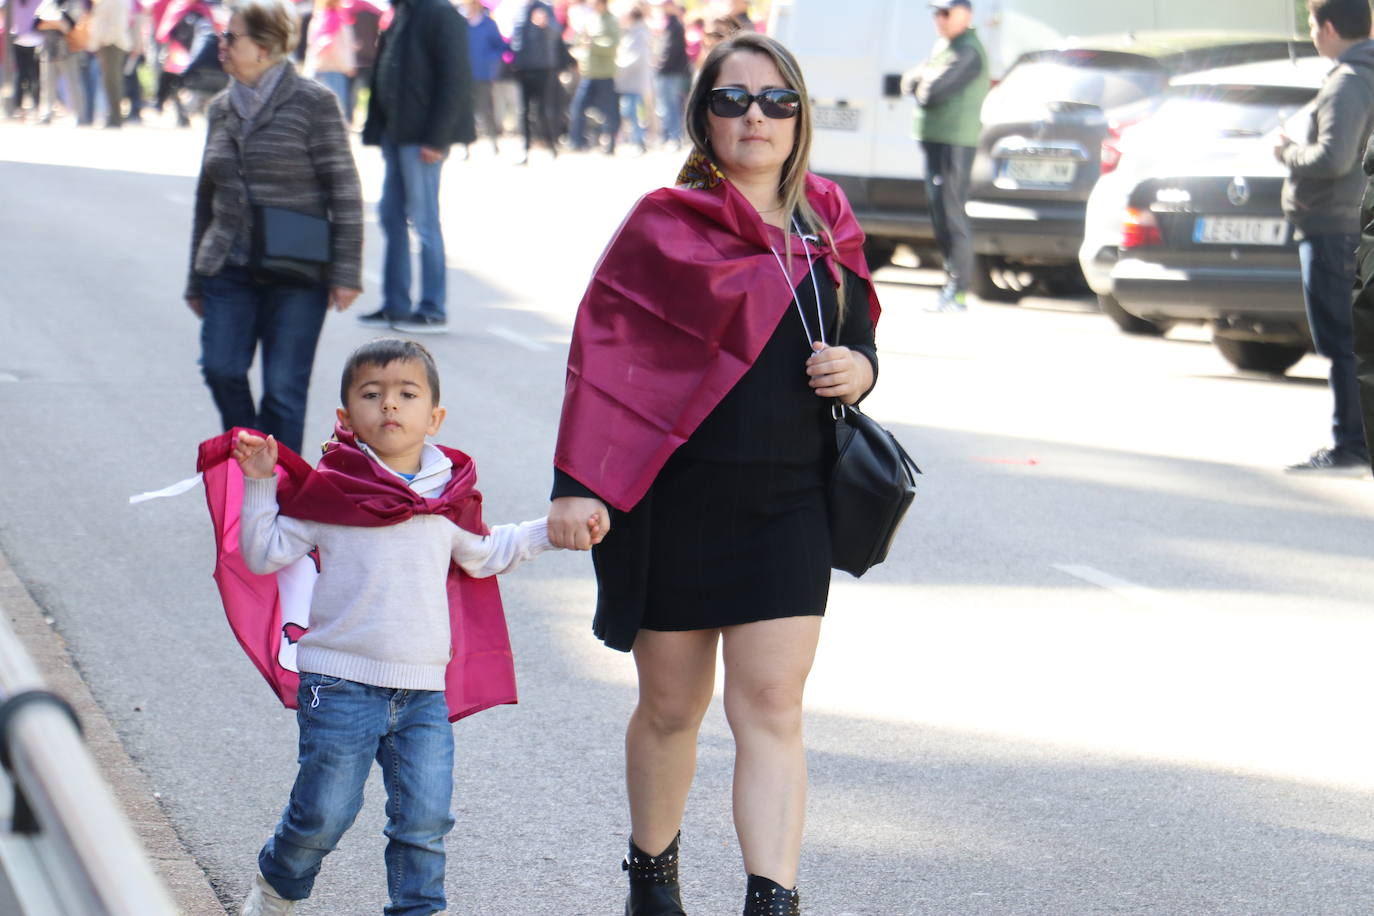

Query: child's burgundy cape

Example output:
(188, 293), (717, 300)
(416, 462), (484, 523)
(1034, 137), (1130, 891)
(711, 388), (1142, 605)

(554, 168), (881, 512)
(197, 425), (517, 722)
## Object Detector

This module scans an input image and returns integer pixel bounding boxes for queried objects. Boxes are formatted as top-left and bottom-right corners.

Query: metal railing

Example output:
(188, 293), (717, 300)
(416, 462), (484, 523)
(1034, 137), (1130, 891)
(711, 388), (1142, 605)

(0, 612), (179, 916)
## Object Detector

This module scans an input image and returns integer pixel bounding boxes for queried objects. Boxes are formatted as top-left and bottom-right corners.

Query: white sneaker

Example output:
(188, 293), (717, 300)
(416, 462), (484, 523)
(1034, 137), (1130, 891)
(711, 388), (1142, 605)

(239, 873), (297, 916)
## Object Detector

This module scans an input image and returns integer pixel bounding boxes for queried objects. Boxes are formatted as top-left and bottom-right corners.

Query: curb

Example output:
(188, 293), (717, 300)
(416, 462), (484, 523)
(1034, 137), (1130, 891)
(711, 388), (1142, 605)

(0, 551), (227, 916)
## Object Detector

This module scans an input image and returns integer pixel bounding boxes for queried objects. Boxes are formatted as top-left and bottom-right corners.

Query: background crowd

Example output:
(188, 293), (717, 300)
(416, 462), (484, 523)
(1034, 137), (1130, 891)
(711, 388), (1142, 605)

(0, 0), (767, 152)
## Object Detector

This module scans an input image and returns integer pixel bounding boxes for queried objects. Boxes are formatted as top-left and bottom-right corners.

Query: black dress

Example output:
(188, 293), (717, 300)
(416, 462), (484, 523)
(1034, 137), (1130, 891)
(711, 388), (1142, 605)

(554, 263), (878, 651)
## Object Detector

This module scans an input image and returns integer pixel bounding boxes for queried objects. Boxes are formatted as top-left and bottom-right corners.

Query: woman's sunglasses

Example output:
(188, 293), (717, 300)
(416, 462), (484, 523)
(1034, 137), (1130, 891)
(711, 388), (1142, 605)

(706, 87), (802, 119)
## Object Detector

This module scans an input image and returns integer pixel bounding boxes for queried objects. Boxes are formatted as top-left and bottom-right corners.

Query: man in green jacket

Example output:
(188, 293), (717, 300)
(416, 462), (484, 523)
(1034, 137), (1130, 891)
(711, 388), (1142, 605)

(902, 0), (989, 311)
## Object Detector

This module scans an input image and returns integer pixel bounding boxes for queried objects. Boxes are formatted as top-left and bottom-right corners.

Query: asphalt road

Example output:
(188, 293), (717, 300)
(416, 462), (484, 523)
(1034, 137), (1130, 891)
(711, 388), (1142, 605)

(2, 121), (1374, 916)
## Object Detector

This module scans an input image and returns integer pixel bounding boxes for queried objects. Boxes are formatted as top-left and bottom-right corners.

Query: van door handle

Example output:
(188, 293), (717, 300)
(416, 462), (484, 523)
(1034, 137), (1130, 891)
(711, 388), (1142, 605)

(883, 74), (902, 98)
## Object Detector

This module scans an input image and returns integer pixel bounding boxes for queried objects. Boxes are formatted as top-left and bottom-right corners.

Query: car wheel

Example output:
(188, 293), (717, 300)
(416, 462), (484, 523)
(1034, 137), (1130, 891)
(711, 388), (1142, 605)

(1099, 294), (1172, 337)
(971, 254), (1030, 302)
(1213, 337), (1307, 375)
(863, 238), (897, 272)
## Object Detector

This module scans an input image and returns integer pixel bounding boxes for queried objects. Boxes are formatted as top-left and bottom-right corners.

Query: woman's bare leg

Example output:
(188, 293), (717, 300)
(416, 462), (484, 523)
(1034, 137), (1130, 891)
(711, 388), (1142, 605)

(626, 627), (720, 855)
(721, 616), (823, 888)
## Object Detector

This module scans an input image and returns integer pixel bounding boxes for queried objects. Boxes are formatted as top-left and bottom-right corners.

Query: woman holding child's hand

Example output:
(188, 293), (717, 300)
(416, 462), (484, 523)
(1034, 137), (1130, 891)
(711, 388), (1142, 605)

(548, 32), (880, 916)
(184, 0), (363, 456)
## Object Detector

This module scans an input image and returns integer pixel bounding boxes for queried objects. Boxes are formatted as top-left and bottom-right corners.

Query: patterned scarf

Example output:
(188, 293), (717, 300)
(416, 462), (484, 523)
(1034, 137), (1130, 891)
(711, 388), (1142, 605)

(229, 60), (287, 137)
(675, 148), (726, 190)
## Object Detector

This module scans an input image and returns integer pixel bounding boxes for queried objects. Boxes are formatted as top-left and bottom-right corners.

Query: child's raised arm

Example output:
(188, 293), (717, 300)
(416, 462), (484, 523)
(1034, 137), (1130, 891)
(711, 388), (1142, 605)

(233, 431), (279, 480)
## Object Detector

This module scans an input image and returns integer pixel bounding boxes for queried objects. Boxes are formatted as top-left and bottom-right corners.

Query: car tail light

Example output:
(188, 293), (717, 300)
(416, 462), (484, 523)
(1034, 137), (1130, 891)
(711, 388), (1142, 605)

(1101, 116), (1145, 175)
(1100, 134), (1125, 174)
(1120, 207), (1162, 249)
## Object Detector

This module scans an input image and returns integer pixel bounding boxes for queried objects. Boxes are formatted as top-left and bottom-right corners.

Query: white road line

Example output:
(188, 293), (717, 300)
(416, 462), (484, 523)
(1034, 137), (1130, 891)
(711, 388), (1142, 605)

(1053, 563), (1206, 615)
(488, 326), (550, 352)
(0, 373), (18, 382)
(364, 270), (382, 287)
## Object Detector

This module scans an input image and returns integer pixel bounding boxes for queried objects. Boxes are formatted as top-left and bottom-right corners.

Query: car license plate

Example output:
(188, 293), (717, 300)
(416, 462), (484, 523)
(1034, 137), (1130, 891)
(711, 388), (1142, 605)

(1004, 157), (1076, 185)
(813, 105), (860, 131)
(1193, 217), (1288, 245)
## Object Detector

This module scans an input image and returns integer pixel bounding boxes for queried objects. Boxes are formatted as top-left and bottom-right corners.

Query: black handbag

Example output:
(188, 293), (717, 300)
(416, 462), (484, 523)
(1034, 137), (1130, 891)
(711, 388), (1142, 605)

(234, 127), (332, 288)
(828, 402), (921, 577)
(767, 224), (921, 577)
(250, 204), (332, 287)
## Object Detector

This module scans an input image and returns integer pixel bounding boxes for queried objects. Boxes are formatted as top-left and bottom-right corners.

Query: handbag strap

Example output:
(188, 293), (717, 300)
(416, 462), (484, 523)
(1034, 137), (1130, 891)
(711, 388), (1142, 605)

(768, 222), (863, 422)
(767, 220), (827, 351)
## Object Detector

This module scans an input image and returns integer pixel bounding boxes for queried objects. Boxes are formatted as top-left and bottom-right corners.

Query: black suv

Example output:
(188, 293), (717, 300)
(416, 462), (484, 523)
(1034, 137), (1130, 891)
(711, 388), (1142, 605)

(965, 33), (1312, 301)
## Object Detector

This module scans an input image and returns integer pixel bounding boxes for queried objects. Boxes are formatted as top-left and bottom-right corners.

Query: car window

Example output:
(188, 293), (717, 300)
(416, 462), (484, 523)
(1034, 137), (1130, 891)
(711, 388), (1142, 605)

(1153, 85), (1318, 135)
(991, 52), (1167, 112)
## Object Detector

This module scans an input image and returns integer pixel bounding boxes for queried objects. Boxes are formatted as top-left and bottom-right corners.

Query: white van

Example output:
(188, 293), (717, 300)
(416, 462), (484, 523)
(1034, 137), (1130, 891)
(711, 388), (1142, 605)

(768, 0), (1305, 267)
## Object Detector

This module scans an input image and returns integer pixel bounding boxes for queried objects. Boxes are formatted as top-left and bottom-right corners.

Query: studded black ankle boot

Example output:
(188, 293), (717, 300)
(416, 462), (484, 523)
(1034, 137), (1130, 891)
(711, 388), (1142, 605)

(743, 874), (800, 916)
(623, 832), (686, 916)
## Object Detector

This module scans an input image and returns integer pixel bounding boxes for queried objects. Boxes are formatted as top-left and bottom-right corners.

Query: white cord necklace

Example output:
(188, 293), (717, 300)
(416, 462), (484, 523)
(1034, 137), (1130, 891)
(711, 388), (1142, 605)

(768, 219), (828, 352)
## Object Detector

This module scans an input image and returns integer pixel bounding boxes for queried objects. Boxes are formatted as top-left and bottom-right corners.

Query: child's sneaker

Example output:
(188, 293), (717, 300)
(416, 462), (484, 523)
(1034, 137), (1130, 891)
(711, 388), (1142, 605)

(239, 873), (297, 916)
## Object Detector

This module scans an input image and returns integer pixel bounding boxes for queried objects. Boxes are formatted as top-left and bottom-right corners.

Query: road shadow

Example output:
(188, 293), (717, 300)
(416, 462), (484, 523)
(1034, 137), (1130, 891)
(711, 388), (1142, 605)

(860, 421), (1374, 589)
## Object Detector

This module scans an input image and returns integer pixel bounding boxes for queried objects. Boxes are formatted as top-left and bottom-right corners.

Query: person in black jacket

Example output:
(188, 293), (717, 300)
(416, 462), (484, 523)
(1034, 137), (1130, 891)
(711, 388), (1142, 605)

(510, 0), (562, 164)
(1353, 136), (1374, 474)
(1276, 0), (1374, 474)
(357, 0), (474, 334)
(653, 0), (689, 149)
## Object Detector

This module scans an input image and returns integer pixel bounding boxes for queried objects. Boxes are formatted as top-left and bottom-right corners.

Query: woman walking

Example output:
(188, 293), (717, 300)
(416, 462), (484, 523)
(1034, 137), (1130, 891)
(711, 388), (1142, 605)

(184, 0), (362, 454)
(548, 31), (881, 916)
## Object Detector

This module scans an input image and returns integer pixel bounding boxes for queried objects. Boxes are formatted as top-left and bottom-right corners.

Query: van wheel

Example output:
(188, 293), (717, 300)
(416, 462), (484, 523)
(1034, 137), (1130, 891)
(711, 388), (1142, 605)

(1214, 337), (1307, 375)
(863, 238), (897, 271)
(1100, 294), (1171, 336)
(971, 255), (1029, 302)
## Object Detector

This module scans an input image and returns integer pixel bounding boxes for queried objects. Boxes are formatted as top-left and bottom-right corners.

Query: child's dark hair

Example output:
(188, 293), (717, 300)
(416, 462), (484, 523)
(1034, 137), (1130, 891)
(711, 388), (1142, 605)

(340, 338), (441, 404)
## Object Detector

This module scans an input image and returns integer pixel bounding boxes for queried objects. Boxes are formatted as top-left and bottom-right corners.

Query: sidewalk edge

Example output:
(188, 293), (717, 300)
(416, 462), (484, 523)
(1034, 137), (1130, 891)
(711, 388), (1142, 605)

(0, 550), (227, 916)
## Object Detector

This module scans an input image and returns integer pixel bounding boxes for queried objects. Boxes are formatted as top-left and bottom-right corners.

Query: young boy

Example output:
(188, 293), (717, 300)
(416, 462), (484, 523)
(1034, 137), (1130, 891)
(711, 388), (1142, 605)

(229, 338), (598, 916)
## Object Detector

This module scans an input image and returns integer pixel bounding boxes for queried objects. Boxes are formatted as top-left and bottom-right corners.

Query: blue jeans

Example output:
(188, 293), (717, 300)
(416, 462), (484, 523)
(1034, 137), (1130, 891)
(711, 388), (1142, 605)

(1299, 233), (1368, 457)
(379, 137), (447, 320)
(619, 91), (646, 148)
(654, 71), (688, 145)
(314, 70), (353, 124)
(569, 76), (619, 151)
(76, 51), (98, 125)
(198, 265), (328, 455)
(258, 673), (455, 916)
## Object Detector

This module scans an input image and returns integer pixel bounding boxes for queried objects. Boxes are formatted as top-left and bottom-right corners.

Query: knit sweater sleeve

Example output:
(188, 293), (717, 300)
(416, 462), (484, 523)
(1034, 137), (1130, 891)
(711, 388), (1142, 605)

(186, 113), (217, 299)
(451, 518), (555, 578)
(307, 89), (364, 291)
(240, 476), (319, 574)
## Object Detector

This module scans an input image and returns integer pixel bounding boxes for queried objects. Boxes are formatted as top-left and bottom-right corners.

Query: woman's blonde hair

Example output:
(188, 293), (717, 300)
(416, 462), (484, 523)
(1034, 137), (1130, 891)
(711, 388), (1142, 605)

(685, 31), (845, 320)
(230, 0), (300, 60)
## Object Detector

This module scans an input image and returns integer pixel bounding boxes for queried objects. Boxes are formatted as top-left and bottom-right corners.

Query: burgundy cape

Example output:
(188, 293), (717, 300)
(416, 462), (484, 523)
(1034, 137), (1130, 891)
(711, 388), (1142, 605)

(554, 170), (881, 512)
(197, 426), (517, 722)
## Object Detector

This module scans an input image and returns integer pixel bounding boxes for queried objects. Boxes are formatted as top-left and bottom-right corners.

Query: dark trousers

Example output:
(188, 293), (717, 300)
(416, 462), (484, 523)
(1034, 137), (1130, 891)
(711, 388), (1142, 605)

(516, 67), (558, 152)
(123, 53), (144, 119)
(198, 265), (329, 454)
(1299, 233), (1368, 457)
(96, 45), (126, 126)
(569, 76), (619, 151)
(11, 44), (40, 110)
(921, 141), (976, 295)
(471, 79), (499, 145)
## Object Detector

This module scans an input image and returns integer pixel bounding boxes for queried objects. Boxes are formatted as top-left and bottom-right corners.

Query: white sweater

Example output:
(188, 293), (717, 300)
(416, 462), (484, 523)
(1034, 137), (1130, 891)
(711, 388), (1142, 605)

(239, 444), (551, 691)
